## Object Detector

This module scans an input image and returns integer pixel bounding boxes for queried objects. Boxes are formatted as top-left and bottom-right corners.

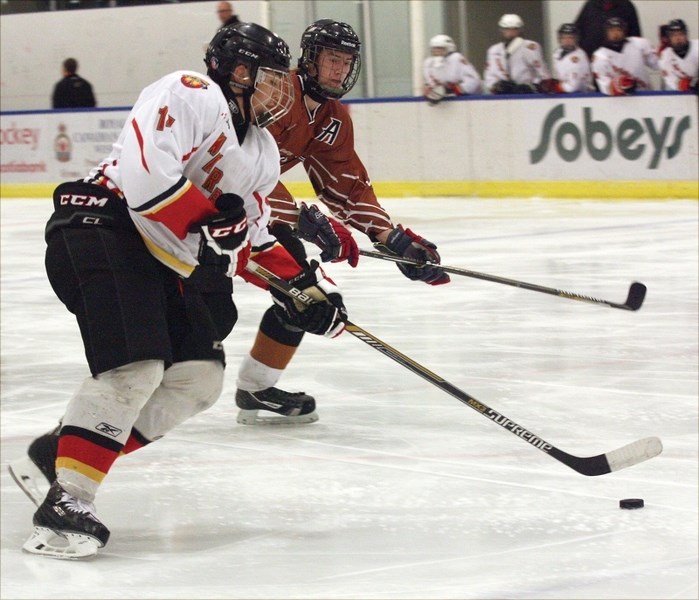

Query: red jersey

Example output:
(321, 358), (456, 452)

(266, 74), (393, 239)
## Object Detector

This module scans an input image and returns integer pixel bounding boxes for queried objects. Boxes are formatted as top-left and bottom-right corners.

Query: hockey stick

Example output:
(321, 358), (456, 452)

(245, 260), (662, 476)
(359, 249), (646, 311)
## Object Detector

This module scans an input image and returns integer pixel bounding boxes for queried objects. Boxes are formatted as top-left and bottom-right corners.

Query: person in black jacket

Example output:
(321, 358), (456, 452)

(574, 0), (642, 57)
(52, 58), (96, 109)
(216, 1), (240, 28)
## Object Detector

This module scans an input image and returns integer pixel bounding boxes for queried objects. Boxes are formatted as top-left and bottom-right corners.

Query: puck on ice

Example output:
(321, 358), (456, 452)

(619, 498), (644, 509)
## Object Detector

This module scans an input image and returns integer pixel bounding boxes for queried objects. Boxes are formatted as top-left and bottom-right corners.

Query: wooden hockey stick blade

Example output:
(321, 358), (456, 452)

(359, 249), (646, 311)
(244, 260), (662, 476)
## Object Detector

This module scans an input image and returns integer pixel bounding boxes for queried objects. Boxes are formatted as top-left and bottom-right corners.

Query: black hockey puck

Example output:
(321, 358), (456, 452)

(619, 498), (644, 509)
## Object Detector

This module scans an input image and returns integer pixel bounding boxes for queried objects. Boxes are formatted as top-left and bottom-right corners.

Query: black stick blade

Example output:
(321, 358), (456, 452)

(625, 282), (647, 311)
(553, 436), (663, 476)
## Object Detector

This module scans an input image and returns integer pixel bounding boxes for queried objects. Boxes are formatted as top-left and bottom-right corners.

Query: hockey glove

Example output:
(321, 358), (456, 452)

(513, 83), (536, 94)
(611, 75), (637, 95)
(491, 80), (517, 94)
(537, 78), (563, 94)
(296, 202), (359, 267)
(270, 260), (347, 338)
(377, 225), (450, 286)
(424, 84), (447, 104)
(677, 77), (696, 92)
(197, 193), (250, 278)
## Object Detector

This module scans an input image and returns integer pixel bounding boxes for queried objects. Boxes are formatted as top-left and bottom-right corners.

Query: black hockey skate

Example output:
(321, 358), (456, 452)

(23, 481), (110, 560)
(8, 425), (59, 506)
(235, 387), (318, 425)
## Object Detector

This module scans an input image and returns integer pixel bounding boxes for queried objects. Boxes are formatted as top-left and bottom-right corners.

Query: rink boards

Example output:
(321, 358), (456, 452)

(0, 91), (697, 200)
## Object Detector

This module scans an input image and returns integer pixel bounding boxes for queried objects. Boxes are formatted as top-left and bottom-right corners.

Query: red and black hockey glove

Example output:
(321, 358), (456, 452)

(377, 225), (450, 286)
(296, 202), (359, 267)
(538, 78), (563, 94)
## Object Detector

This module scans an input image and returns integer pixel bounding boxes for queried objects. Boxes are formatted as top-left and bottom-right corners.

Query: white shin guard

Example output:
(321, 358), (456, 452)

(132, 360), (224, 441)
(236, 354), (283, 392)
(59, 359), (165, 500)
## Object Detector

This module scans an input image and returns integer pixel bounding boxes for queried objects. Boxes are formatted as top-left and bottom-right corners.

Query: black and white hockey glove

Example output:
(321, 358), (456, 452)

(270, 260), (347, 338)
(377, 225), (450, 286)
(197, 193), (250, 278)
(296, 202), (359, 267)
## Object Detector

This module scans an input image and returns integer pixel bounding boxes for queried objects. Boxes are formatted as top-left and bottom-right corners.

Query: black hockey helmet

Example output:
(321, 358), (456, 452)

(557, 23), (579, 36)
(205, 22), (291, 90)
(204, 22), (293, 129)
(666, 19), (688, 34)
(605, 17), (628, 33)
(298, 19), (362, 102)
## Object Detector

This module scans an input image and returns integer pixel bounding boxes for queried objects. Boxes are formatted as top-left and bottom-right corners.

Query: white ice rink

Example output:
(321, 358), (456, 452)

(1, 197), (697, 600)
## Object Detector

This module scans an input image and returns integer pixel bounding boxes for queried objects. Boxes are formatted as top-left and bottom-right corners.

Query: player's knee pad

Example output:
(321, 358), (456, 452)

(260, 305), (305, 347)
(132, 360), (224, 440)
(61, 359), (165, 445)
(98, 360), (165, 406)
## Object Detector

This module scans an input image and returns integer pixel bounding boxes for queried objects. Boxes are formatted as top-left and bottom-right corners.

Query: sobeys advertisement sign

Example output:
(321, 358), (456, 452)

(525, 97), (696, 177)
(530, 104), (692, 169)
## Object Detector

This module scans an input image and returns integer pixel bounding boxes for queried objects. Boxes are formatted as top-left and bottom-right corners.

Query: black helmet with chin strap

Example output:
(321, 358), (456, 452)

(204, 22), (293, 133)
(298, 19), (361, 103)
(205, 22), (291, 90)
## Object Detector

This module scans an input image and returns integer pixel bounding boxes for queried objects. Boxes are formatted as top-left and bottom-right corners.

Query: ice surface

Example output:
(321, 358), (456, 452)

(1, 197), (697, 599)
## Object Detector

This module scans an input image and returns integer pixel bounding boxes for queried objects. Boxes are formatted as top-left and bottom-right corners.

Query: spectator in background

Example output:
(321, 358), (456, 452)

(216, 1), (239, 28)
(423, 34), (482, 104)
(484, 14), (551, 94)
(539, 23), (594, 94)
(574, 0), (641, 58)
(592, 17), (658, 95)
(659, 19), (698, 93)
(51, 58), (96, 109)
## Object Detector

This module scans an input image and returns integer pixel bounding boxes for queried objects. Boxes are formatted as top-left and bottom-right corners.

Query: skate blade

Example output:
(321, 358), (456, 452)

(8, 457), (50, 507)
(22, 527), (102, 560)
(236, 409), (319, 426)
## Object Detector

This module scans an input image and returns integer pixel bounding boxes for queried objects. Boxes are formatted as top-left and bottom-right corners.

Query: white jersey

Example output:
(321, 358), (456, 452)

(552, 46), (594, 92)
(484, 37), (551, 91)
(592, 37), (660, 95)
(659, 40), (699, 91)
(423, 52), (482, 95)
(87, 70), (280, 277)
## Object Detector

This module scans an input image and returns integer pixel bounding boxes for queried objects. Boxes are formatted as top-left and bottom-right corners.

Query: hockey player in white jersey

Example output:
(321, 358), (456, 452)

(659, 19), (698, 92)
(484, 13), (551, 94)
(592, 17), (660, 95)
(423, 34), (482, 103)
(11, 22), (348, 560)
(539, 23), (594, 93)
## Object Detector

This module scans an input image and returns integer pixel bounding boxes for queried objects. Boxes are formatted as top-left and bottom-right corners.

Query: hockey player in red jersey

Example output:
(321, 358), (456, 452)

(592, 17), (659, 95)
(10, 22), (348, 559)
(233, 19), (451, 426)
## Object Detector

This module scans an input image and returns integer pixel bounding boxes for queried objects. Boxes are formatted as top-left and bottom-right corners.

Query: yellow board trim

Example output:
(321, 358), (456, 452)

(2, 181), (697, 200)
